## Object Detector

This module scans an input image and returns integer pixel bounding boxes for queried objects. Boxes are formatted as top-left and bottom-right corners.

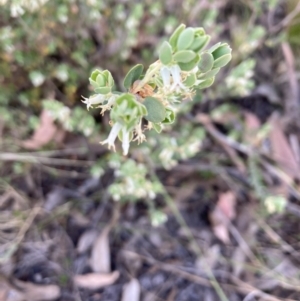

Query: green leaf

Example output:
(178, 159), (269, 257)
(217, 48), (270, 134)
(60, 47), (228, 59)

(159, 41), (173, 65)
(123, 64), (144, 89)
(107, 72), (114, 87)
(198, 52), (214, 73)
(189, 35), (210, 52)
(211, 44), (231, 60)
(90, 69), (101, 82)
(197, 77), (215, 89)
(173, 50), (196, 63)
(96, 74), (106, 86)
(177, 54), (200, 71)
(207, 42), (221, 53)
(198, 68), (220, 80)
(143, 96), (166, 123)
(194, 27), (206, 36)
(213, 54), (232, 68)
(162, 108), (176, 124)
(177, 28), (194, 51)
(183, 73), (196, 87)
(94, 87), (111, 94)
(152, 123), (163, 133)
(89, 78), (98, 88)
(169, 24), (186, 50)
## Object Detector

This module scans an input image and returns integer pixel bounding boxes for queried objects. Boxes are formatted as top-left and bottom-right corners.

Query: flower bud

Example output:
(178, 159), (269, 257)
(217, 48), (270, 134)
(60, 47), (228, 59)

(89, 69), (114, 94)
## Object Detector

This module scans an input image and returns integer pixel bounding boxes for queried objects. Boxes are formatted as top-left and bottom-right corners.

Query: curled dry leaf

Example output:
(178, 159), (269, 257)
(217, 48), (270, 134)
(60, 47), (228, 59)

(74, 271), (120, 290)
(90, 226), (111, 273)
(210, 191), (236, 244)
(121, 278), (140, 301)
(13, 280), (60, 301)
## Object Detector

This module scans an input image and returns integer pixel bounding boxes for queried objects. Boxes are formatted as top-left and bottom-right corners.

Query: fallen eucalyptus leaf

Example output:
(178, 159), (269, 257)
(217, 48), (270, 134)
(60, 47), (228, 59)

(74, 271), (119, 290)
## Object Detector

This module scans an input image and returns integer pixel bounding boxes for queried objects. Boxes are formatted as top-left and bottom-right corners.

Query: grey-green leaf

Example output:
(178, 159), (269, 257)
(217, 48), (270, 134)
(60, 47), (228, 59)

(159, 41), (173, 65)
(144, 96), (166, 123)
(177, 54), (200, 71)
(173, 50), (196, 63)
(189, 35), (210, 52)
(198, 68), (220, 80)
(197, 77), (215, 89)
(183, 73), (196, 87)
(169, 24), (186, 50)
(177, 28), (194, 51)
(213, 54), (232, 68)
(123, 64), (144, 89)
(198, 52), (214, 73)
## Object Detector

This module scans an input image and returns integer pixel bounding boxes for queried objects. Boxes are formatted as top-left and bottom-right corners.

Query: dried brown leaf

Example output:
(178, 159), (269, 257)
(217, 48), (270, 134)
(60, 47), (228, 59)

(90, 226), (111, 273)
(77, 229), (98, 254)
(22, 110), (64, 149)
(121, 278), (140, 301)
(74, 271), (119, 290)
(216, 191), (236, 220)
(0, 278), (24, 301)
(13, 280), (60, 301)
(269, 113), (300, 178)
(244, 111), (261, 146)
(210, 191), (236, 244)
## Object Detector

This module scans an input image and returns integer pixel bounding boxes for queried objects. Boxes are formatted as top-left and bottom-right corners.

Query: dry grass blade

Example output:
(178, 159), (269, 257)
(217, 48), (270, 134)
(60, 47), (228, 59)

(121, 278), (140, 301)
(74, 271), (120, 290)
(123, 250), (297, 301)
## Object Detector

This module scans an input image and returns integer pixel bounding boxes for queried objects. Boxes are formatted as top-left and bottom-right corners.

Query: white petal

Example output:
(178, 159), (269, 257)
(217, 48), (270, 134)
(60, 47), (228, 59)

(160, 66), (171, 87)
(170, 65), (181, 84)
(170, 65), (187, 90)
(122, 128), (130, 156)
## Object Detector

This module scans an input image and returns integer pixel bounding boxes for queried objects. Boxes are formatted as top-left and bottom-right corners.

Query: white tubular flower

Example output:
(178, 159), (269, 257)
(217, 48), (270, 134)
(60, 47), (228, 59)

(121, 128), (130, 156)
(81, 94), (105, 110)
(160, 66), (171, 88)
(101, 122), (123, 151)
(99, 95), (117, 115)
(133, 121), (146, 144)
(170, 65), (186, 91)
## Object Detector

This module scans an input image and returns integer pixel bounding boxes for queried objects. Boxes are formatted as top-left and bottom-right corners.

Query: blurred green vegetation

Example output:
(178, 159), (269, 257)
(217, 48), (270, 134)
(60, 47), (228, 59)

(0, 0), (299, 215)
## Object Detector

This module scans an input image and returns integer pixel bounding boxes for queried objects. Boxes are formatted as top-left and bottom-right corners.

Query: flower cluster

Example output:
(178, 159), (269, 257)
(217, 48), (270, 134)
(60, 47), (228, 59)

(82, 24), (232, 155)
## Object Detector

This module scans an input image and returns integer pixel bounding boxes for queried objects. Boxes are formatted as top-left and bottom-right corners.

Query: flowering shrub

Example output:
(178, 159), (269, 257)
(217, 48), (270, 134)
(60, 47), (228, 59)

(83, 24), (232, 155)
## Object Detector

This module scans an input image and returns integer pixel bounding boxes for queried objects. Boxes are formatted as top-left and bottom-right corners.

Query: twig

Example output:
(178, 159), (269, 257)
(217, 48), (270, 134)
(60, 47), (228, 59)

(0, 152), (94, 166)
(281, 42), (300, 119)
